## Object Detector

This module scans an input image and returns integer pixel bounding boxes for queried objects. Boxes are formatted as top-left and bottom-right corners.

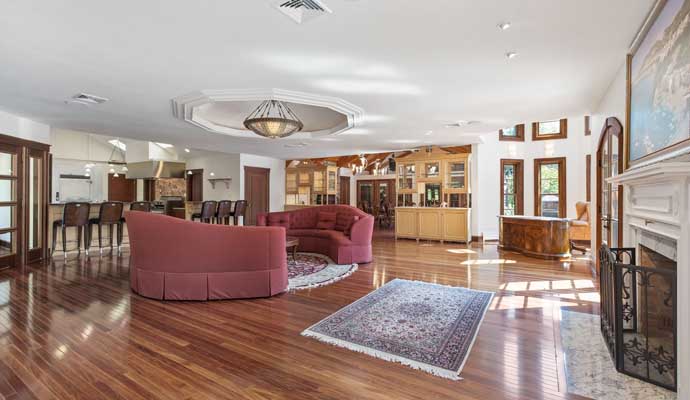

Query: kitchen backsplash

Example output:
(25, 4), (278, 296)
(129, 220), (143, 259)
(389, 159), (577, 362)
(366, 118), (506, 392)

(155, 178), (186, 199)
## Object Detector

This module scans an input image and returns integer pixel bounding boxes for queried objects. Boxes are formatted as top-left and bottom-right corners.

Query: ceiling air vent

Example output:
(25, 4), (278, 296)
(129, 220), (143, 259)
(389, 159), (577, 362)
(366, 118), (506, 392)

(273, 0), (332, 24)
(68, 93), (110, 106)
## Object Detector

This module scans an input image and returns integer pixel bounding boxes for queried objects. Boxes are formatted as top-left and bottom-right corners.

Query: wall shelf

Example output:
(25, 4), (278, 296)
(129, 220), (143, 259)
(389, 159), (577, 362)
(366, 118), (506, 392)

(208, 178), (232, 189)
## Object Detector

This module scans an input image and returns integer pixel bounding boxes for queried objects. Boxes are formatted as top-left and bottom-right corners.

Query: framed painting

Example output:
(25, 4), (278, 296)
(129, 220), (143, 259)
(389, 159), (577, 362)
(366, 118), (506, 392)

(626, 0), (690, 168)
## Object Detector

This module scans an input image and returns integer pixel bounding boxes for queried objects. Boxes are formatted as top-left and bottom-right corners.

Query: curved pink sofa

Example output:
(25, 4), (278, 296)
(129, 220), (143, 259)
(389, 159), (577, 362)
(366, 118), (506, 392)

(125, 211), (287, 300)
(257, 205), (373, 265)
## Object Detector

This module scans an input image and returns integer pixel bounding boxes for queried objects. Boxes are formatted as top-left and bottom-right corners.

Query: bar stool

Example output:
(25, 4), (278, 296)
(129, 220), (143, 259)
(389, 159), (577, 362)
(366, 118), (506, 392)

(89, 202), (124, 255)
(191, 201), (217, 223)
(52, 202), (91, 258)
(215, 200), (233, 225)
(130, 201), (151, 212)
(228, 200), (248, 226)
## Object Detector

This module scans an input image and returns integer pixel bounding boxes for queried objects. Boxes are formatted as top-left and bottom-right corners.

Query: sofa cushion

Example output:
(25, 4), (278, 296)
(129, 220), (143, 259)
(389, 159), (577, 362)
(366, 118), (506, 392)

(335, 212), (354, 231)
(316, 212), (337, 230)
(344, 216), (359, 236)
(267, 213), (290, 229)
(291, 211), (317, 229)
(288, 229), (352, 245)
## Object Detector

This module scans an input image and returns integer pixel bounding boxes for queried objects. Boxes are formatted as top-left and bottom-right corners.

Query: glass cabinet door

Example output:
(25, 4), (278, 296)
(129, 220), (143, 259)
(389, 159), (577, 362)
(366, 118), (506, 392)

(398, 163), (415, 190)
(313, 170), (325, 192)
(286, 172), (297, 193)
(0, 146), (19, 268)
(425, 162), (440, 179)
(446, 161), (466, 189)
(328, 171), (336, 191)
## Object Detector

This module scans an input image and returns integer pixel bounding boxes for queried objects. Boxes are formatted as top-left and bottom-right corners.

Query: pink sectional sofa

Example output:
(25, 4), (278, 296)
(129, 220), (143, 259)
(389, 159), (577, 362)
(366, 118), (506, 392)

(125, 211), (288, 300)
(257, 205), (374, 265)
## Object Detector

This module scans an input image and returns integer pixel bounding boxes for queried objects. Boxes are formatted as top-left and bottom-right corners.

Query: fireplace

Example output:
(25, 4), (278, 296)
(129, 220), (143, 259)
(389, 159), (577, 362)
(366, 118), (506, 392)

(600, 245), (677, 391)
(605, 158), (689, 394)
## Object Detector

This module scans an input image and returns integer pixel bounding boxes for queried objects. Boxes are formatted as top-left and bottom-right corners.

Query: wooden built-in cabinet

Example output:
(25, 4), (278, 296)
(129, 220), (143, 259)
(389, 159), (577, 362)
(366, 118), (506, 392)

(393, 146), (472, 243)
(285, 163), (339, 206)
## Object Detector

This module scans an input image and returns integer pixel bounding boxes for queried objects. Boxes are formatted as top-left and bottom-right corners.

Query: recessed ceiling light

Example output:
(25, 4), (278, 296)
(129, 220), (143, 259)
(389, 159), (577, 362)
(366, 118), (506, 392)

(184, 148), (191, 153)
(444, 121), (479, 128)
(506, 52), (518, 59)
(425, 130), (433, 136)
(497, 22), (511, 30)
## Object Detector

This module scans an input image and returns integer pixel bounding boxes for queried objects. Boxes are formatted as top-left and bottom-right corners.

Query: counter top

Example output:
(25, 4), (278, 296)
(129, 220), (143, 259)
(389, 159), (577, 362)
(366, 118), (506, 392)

(396, 206), (470, 210)
(50, 202), (134, 206)
(498, 215), (570, 222)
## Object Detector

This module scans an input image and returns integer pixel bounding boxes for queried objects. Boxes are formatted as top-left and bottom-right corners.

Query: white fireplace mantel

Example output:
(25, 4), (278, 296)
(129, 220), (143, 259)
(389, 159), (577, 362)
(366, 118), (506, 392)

(609, 160), (690, 398)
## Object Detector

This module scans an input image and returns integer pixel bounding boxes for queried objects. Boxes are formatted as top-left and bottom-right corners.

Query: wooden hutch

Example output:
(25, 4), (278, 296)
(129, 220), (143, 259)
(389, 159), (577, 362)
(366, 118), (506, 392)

(285, 161), (339, 209)
(394, 146), (472, 243)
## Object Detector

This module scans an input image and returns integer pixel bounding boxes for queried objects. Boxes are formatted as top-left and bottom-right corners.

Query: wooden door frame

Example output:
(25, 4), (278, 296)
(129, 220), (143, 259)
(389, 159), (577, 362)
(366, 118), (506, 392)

(185, 169), (203, 201)
(499, 159), (524, 215)
(533, 157), (567, 218)
(244, 166), (270, 226)
(595, 117), (624, 271)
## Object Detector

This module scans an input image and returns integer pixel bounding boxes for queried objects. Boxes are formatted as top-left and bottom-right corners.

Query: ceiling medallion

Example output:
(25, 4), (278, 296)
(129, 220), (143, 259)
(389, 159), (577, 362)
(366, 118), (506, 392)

(244, 100), (304, 139)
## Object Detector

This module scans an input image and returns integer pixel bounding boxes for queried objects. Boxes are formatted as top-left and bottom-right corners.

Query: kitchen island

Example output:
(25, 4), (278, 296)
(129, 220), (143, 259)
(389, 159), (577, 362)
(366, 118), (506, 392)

(498, 215), (571, 259)
(395, 207), (471, 243)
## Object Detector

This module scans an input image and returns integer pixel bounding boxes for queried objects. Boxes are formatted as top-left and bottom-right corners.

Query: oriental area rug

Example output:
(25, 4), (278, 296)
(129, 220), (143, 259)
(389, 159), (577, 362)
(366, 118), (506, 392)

(302, 279), (494, 380)
(287, 253), (358, 290)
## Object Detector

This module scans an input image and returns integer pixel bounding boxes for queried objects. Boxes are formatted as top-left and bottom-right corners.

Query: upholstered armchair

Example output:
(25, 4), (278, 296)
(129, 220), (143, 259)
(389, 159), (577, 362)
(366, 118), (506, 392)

(569, 202), (591, 242)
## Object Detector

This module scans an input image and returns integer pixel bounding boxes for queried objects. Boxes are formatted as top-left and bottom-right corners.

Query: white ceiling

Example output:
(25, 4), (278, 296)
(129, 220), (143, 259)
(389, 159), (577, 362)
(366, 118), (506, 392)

(0, 0), (653, 159)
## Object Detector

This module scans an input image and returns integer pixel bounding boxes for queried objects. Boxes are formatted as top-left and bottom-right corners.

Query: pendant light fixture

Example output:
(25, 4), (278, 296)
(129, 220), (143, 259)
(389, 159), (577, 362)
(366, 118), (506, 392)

(243, 100), (304, 139)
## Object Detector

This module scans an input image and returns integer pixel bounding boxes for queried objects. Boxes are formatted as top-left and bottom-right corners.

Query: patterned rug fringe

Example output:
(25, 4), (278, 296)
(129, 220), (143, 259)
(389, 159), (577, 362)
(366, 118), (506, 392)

(288, 264), (358, 291)
(300, 330), (462, 381)
(288, 252), (358, 291)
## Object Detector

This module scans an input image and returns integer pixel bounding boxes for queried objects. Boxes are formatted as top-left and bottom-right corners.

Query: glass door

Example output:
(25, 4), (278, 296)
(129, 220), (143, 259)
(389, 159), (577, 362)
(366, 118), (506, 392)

(0, 144), (20, 268)
(26, 149), (46, 263)
(597, 118), (624, 269)
(357, 181), (374, 214)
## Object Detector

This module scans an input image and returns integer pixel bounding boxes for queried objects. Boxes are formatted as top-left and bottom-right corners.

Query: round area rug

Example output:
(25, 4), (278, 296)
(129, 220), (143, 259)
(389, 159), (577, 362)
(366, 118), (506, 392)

(288, 252), (358, 290)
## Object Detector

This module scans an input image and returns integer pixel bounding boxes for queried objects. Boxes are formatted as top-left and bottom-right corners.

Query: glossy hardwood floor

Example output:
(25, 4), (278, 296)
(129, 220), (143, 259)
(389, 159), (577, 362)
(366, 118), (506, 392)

(0, 230), (598, 400)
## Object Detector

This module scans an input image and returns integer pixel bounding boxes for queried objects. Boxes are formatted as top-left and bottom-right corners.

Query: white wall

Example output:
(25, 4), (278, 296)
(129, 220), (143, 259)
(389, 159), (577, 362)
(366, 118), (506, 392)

(590, 62), (628, 256)
(240, 153), (286, 212)
(185, 153), (241, 201)
(0, 109), (50, 144)
(476, 116), (592, 240)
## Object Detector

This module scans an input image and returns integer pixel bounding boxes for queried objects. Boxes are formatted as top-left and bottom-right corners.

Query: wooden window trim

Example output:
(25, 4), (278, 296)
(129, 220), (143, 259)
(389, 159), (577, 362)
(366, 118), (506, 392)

(584, 116), (591, 136)
(534, 157), (567, 218)
(498, 124), (525, 142)
(586, 154), (591, 202)
(500, 159), (524, 215)
(532, 119), (568, 141)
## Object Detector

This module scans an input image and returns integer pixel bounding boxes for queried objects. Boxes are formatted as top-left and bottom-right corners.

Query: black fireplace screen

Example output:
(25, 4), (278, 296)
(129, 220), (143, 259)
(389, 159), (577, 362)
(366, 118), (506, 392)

(599, 245), (677, 391)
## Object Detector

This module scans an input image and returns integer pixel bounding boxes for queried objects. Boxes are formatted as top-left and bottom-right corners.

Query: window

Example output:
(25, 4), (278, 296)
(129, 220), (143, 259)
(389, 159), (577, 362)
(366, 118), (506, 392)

(584, 116), (591, 136)
(500, 159), (524, 216)
(534, 157), (566, 217)
(532, 119), (568, 141)
(586, 154), (591, 202)
(499, 124), (525, 142)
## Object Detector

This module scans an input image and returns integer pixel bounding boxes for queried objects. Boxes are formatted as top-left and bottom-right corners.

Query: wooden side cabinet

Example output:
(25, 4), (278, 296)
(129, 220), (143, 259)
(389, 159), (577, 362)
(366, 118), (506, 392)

(395, 207), (471, 243)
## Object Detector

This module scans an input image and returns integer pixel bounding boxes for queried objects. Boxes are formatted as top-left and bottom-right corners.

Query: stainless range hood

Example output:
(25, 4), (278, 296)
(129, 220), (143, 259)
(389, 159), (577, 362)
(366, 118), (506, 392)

(125, 161), (186, 179)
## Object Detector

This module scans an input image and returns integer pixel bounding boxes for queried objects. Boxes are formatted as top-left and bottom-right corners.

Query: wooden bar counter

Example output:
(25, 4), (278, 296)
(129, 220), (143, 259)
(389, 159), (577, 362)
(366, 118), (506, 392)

(395, 207), (471, 243)
(498, 215), (571, 259)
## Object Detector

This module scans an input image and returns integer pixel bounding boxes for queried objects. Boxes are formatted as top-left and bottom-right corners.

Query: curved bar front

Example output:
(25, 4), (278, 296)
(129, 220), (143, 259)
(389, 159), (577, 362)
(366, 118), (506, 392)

(498, 215), (571, 259)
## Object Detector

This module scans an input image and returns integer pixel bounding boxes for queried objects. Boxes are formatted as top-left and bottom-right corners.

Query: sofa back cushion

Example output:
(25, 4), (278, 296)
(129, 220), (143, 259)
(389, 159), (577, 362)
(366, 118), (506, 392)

(316, 211), (337, 230)
(267, 213), (290, 229)
(344, 216), (359, 235)
(291, 211), (318, 229)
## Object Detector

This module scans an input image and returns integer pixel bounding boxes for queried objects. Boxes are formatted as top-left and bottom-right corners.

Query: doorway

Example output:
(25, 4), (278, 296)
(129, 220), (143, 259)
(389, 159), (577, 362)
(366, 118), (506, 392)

(0, 134), (50, 268)
(244, 166), (270, 226)
(339, 176), (350, 205)
(596, 117), (624, 271)
(186, 169), (203, 201)
(357, 179), (395, 216)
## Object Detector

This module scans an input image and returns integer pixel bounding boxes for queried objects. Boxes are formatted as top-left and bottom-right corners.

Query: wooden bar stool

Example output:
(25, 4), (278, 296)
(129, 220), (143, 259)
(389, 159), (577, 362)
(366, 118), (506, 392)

(228, 200), (247, 226)
(215, 200), (233, 225)
(191, 201), (217, 223)
(130, 201), (151, 212)
(89, 202), (124, 255)
(52, 202), (91, 258)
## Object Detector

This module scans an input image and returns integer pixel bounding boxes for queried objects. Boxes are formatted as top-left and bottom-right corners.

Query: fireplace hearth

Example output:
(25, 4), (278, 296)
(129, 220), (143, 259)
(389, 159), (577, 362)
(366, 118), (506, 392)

(600, 245), (677, 391)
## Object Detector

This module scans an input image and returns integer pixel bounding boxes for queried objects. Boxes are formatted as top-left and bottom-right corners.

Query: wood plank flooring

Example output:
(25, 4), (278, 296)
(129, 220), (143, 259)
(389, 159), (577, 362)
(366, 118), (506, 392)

(0, 231), (599, 400)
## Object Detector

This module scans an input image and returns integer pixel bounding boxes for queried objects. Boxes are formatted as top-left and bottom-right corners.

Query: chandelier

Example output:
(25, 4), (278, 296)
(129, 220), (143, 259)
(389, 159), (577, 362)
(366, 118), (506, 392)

(351, 154), (369, 175)
(243, 100), (304, 139)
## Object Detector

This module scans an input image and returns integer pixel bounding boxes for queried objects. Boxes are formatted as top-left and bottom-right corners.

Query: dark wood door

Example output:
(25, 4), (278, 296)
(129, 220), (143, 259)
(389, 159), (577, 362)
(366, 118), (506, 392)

(357, 179), (395, 215)
(596, 117), (624, 271)
(244, 166), (270, 226)
(186, 169), (203, 201)
(108, 174), (136, 202)
(339, 176), (350, 205)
